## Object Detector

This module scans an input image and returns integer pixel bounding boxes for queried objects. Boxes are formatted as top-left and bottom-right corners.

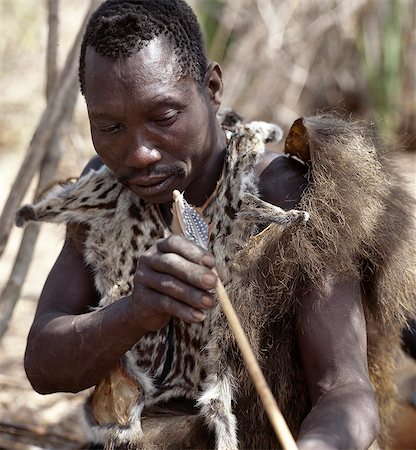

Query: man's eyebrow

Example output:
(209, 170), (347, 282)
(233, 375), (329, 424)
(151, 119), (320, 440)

(89, 111), (119, 120)
(146, 93), (188, 109)
(88, 90), (191, 118)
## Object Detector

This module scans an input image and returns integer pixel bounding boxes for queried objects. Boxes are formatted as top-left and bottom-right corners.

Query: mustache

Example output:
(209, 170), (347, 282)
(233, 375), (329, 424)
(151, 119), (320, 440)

(119, 166), (186, 184)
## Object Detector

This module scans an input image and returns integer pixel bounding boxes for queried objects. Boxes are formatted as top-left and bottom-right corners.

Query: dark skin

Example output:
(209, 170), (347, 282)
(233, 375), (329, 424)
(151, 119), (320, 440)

(25, 37), (379, 450)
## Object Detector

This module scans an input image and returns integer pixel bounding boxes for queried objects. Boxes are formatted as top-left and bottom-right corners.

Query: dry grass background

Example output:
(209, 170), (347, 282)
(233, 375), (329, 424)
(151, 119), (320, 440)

(0, 0), (415, 448)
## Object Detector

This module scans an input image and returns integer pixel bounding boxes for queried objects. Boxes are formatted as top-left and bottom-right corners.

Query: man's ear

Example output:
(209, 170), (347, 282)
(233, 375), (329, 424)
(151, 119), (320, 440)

(204, 62), (223, 111)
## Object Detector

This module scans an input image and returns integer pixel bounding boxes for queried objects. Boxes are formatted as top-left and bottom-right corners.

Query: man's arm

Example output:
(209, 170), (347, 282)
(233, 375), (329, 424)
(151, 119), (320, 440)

(25, 231), (218, 394)
(296, 276), (379, 450)
(24, 157), (145, 393)
(24, 233), (144, 393)
(258, 154), (379, 449)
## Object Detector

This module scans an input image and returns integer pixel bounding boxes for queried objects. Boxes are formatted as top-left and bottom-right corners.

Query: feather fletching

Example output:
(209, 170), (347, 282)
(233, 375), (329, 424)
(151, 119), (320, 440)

(171, 190), (209, 250)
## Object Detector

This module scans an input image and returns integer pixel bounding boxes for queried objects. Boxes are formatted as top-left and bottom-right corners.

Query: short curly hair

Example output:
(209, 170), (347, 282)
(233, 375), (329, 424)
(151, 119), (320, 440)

(79, 0), (208, 95)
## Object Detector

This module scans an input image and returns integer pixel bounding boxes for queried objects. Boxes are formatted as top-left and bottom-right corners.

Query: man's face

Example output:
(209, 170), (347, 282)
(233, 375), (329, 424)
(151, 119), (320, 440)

(83, 37), (222, 204)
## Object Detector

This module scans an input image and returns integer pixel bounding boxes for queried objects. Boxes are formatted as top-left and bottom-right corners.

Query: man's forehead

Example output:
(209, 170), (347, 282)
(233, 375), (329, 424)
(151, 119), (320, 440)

(84, 36), (183, 87)
(84, 39), (200, 112)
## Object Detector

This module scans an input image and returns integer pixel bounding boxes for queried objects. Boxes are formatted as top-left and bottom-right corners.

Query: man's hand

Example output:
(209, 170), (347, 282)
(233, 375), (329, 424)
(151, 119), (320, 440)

(132, 235), (217, 332)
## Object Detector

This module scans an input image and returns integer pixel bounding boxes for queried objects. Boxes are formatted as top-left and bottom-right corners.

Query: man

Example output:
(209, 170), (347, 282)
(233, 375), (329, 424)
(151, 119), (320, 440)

(18, 1), (415, 449)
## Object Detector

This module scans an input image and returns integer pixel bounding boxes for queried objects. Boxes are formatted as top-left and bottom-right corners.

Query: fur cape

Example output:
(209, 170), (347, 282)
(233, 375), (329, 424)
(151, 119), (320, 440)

(227, 115), (416, 449)
(16, 113), (416, 449)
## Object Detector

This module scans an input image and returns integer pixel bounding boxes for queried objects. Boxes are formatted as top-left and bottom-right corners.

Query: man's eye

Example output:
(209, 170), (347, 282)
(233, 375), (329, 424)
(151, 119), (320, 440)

(97, 123), (123, 133)
(153, 112), (179, 125)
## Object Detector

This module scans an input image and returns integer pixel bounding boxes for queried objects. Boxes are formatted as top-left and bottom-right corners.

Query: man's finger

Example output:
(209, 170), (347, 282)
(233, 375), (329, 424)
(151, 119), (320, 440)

(156, 294), (207, 323)
(135, 270), (214, 310)
(148, 252), (217, 290)
(157, 235), (215, 268)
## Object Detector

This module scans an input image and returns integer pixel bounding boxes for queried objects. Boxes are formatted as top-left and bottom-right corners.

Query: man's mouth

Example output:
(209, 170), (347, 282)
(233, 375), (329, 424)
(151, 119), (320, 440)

(125, 173), (177, 197)
(127, 174), (172, 187)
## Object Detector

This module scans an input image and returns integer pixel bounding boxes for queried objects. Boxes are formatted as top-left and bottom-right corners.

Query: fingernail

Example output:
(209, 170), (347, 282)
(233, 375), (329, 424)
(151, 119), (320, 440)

(201, 254), (215, 268)
(201, 296), (213, 308)
(192, 310), (206, 321)
(202, 272), (216, 288)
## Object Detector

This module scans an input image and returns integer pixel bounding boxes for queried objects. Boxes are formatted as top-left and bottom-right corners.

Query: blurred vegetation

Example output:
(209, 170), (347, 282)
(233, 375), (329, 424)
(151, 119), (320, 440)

(0, 0), (415, 176)
(192, 0), (416, 148)
(358, 0), (415, 140)
(0, 0), (45, 155)
(0, 0), (92, 178)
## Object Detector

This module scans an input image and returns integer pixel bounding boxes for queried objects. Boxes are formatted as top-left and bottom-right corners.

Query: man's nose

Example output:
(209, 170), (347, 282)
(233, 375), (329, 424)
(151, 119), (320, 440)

(124, 137), (162, 169)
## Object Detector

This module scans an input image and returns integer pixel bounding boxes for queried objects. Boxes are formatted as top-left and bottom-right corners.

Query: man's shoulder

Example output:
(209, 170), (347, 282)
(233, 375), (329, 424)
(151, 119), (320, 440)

(256, 150), (309, 210)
